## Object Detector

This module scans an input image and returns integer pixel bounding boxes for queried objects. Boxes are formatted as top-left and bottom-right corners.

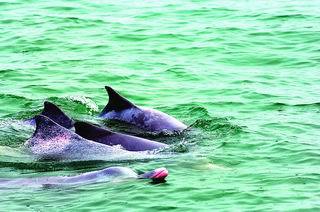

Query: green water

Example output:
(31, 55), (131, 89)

(1, 0), (320, 211)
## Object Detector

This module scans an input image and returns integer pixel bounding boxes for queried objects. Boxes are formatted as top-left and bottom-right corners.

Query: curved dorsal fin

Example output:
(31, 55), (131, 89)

(41, 101), (74, 129)
(74, 121), (113, 140)
(100, 86), (136, 115)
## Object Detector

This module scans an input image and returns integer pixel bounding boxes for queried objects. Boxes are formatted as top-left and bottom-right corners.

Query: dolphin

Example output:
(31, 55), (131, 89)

(0, 166), (168, 188)
(74, 121), (168, 151)
(100, 86), (187, 134)
(25, 115), (149, 161)
(26, 101), (74, 129)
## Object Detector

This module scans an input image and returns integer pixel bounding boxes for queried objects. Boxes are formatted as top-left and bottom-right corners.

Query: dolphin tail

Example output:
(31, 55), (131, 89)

(40, 101), (74, 129)
(138, 167), (168, 182)
(100, 86), (136, 116)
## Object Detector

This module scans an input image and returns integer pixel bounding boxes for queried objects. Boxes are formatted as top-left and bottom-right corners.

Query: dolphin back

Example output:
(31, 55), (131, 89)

(26, 115), (128, 160)
(74, 121), (168, 151)
(99, 86), (187, 134)
(74, 121), (113, 140)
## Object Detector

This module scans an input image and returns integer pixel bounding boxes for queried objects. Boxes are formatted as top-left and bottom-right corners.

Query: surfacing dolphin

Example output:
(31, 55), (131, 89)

(0, 166), (168, 188)
(26, 101), (74, 129)
(26, 115), (151, 161)
(74, 121), (168, 151)
(100, 86), (187, 134)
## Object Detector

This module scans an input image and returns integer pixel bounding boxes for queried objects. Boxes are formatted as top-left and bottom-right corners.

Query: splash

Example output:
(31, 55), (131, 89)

(64, 95), (99, 114)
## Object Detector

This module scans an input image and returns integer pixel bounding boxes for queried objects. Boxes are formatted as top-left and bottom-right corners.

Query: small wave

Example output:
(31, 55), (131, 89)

(264, 102), (320, 111)
(273, 102), (320, 107)
(114, 34), (148, 42)
(260, 14), (312, 21)
(159, 138), (190, 153)
(0, 119), (34, 147)
(155, 103), (243, 138)
(0, 93), (31, 102)
(0, 69), (15, 73)
(158, 103), (210, 121)
(190, 118), (243, 137)
(64, 95), (99, 113)
(164, 67), (201, 81)
(188, 106), (210, 116)
(0, 146), (27, 159)
(48, 96), (99, 115)
(42, 6), (79, 11)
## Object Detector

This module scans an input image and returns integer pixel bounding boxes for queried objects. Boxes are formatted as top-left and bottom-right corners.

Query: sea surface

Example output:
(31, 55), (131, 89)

(1, 0), (320, 211)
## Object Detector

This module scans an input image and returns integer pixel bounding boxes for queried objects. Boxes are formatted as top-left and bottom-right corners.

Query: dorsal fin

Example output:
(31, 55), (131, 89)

(74, 121), (113, 140)
(41, 101), (74, 129)
(100, 86), (136, 115)
(32, 115), (66, 140)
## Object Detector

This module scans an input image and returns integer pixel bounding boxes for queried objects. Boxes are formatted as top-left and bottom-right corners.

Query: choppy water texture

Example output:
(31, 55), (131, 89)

(1, 0), (320, 211)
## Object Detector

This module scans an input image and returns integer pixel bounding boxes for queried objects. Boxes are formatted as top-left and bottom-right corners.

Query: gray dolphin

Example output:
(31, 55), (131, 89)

(74, 121), (168, 151)
(0, 166), (168, 188)
(100, 86), (187, 134)
(25, 115), (149, 161)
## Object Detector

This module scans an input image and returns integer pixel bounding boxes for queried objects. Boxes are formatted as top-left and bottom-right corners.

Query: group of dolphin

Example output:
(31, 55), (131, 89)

(4, 86), (188, 187)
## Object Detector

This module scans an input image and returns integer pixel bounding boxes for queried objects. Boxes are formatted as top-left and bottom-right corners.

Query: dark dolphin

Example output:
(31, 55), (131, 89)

(26, 101), (74, 129)
(74, 121), (168, 151)
(0, 166), (168, 188)
(100, 86), (187, 134)
(25, 115), (149, 161)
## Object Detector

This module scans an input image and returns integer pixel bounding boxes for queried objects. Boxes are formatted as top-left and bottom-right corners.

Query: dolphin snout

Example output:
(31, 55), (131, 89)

(139, 167), (169, 182)
(150, 168), (168, 180)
